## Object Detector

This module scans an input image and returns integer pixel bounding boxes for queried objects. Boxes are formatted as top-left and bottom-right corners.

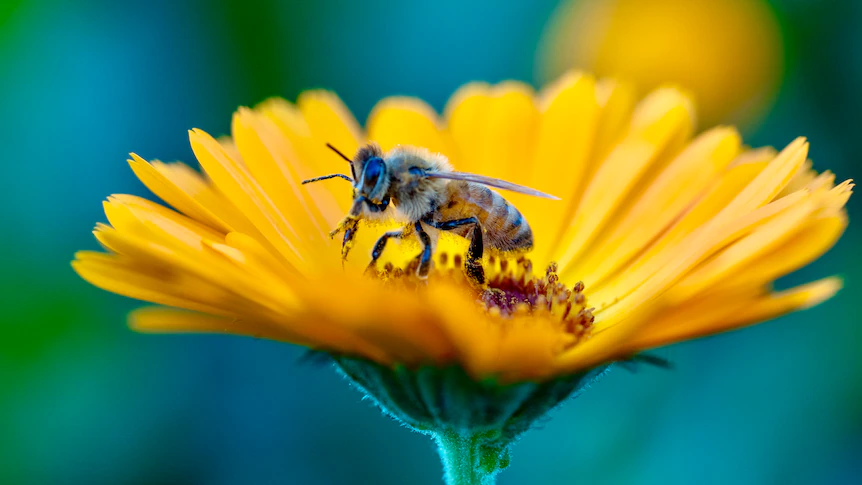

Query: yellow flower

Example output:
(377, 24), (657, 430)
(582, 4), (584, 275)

(73, 72), (849, 386)
(538, 0), (784, 128)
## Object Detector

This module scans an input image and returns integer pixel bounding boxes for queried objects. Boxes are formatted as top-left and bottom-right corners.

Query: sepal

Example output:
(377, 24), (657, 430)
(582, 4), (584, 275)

(334, 356), (610, 483)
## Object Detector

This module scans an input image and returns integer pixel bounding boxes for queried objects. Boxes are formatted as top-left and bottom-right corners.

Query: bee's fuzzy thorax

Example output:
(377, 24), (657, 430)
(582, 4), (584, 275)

(387, 145), (453, 173)
(385, 145), (453, 222)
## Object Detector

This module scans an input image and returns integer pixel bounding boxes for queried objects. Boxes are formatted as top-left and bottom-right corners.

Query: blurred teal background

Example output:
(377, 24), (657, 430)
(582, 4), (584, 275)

(1, 0), (860, 483)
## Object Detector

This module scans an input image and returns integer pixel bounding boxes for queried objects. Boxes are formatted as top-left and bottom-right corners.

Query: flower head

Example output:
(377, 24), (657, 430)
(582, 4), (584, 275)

(74, 72), (848, 384)
(73, 71), (850, 484)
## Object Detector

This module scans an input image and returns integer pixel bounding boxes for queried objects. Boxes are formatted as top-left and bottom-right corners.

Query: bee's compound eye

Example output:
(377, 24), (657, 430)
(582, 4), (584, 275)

(362, 157), (385, 189)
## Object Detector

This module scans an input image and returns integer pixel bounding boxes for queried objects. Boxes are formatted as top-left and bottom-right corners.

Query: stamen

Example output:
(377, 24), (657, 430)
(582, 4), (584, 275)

(368, 255), (594, 346)
(480, 259), (593, 344)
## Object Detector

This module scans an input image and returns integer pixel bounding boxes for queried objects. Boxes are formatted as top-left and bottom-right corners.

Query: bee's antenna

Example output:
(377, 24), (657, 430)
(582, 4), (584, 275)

(302, 173), (353, 184)
(326, 143), (356, 180)
(326, 143), (353, 163)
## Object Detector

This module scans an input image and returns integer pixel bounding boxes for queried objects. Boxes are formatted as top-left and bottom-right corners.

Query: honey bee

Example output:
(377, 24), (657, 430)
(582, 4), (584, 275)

(302, 143), (558, 284)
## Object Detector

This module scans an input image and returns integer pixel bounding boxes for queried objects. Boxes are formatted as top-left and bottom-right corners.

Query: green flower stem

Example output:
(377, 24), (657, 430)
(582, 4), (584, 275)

(335, 357), (610, 484)
(435, 430), (508, 485)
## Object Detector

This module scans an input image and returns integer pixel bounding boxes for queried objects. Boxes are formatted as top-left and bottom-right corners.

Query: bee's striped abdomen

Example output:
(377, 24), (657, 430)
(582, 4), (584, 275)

(500, 202), (533, 251)
(436, 182), (533, 254)
(483, 189), (533, 252)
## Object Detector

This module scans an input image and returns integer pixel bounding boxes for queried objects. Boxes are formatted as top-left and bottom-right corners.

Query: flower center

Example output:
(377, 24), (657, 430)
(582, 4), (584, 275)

(480, 257), (594, 341)
(371, 253), (595, 344)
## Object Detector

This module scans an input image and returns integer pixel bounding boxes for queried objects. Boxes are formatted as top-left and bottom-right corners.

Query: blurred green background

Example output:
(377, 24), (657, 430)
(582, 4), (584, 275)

(1, 0), (860, 483)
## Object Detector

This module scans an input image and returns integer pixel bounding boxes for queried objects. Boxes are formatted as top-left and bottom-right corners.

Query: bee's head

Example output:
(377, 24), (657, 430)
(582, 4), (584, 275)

(355, 155), (389, 203)
(301, 142), (390, 216)
(351, 143), (390, 205)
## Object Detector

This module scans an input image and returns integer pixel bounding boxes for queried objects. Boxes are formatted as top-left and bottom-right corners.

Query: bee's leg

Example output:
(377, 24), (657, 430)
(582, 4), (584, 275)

(366, 226), (407, 273)
(340, 218), (360, 262)
(329, 216), (360, 262)
(329, 197), (368, 261)
(414, 221), (433, 279)
(421, 216), (484, 284)
(464, 223), (485, 285)
(329, 215), (357, 239)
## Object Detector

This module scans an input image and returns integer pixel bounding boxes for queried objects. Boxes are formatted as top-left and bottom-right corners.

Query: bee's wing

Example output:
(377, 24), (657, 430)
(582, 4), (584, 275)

(424, 171), (560, 200)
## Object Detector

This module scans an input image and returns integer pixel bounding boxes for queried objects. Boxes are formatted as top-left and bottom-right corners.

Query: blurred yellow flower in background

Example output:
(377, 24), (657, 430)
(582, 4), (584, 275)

(539, 0), (784, 129)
